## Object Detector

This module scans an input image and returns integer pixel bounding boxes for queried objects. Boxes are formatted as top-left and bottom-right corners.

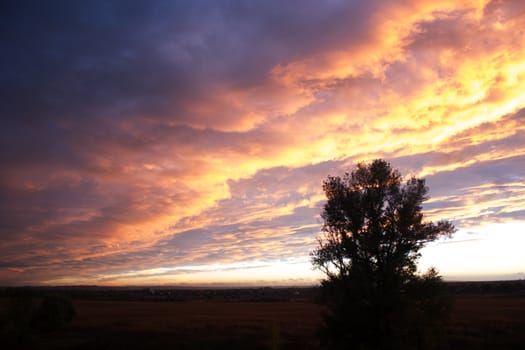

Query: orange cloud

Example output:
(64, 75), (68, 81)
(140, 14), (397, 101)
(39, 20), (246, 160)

(2, 0), (525, 285)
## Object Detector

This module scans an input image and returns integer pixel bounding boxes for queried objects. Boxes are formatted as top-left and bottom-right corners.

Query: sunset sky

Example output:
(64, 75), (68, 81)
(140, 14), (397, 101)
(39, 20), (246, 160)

(1, 0), (524, 286)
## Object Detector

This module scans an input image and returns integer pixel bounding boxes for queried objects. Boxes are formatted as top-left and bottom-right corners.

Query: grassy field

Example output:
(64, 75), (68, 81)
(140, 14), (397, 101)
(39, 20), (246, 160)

(1, 298), (321, 350)
(65, 299), (321, 349)
(1, 290), (525, 349)
(447, 295), (525, 349)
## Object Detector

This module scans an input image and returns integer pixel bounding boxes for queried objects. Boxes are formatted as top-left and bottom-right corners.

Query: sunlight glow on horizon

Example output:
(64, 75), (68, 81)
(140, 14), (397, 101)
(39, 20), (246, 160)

(419, 222), (525, 281)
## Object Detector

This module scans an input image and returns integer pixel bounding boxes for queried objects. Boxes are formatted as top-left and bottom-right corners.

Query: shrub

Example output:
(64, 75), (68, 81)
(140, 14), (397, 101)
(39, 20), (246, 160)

(32, 294), (76, 332)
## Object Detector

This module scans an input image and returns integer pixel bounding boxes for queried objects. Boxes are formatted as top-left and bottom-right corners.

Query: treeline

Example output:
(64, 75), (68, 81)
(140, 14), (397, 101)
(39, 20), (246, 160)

(1, 281), (524, 302)
(446, 280), (525, 295)
(0, 286), (320, 302)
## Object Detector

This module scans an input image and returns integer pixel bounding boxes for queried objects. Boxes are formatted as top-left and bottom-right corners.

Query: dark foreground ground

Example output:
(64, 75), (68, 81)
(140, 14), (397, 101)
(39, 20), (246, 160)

(1, 281), (524, 349)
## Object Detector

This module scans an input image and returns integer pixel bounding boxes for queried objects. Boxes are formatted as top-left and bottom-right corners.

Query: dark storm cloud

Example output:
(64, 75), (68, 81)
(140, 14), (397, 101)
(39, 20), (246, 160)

(1, 0), (374, 134)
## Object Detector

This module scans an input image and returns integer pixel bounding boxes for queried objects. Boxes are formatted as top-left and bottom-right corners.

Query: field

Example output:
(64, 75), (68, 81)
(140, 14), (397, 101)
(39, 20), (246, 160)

(1, 284), (525, 349)
(447, 295), (525, 349)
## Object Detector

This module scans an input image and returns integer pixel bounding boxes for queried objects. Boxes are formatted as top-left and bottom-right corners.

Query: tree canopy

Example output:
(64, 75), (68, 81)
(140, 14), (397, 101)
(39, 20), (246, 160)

(312, 159), (454, 350)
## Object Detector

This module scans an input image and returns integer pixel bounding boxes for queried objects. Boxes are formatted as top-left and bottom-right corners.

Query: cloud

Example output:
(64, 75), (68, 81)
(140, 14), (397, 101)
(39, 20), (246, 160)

(1, 0), (524, 285)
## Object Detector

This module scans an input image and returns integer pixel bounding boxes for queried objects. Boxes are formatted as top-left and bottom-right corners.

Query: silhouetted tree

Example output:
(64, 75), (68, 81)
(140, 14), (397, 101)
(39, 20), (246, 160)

(312, 159), (454, 350)
(3, 293), (76, 347)
(4, 296), (37, 343)
(32, 294), (76, 332)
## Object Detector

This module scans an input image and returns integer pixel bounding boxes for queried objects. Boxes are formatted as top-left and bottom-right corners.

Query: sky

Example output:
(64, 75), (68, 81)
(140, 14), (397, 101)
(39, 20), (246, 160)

(1, 0), (524, 286)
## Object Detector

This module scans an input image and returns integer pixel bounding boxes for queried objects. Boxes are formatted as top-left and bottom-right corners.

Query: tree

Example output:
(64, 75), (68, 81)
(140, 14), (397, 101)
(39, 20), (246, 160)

(312, 159), (454, 350)
(32, 294), (76, 332)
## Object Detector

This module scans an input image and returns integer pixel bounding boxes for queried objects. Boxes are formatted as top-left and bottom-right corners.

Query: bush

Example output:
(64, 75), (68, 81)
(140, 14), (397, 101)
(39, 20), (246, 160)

(32, 294), (76, 332)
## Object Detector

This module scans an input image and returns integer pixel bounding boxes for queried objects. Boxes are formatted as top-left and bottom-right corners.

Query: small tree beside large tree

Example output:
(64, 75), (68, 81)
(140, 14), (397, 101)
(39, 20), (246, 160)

(312, 159), (455, 350)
